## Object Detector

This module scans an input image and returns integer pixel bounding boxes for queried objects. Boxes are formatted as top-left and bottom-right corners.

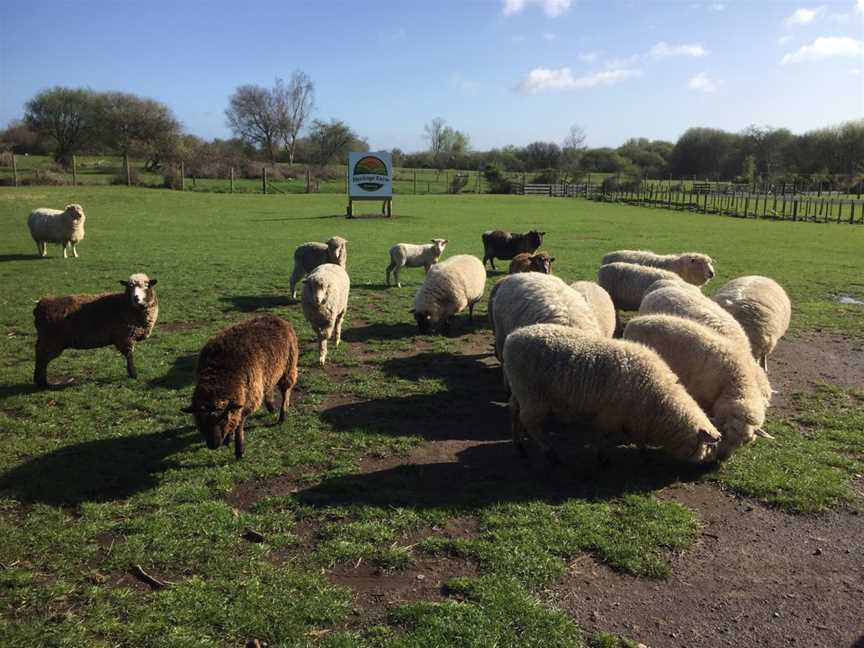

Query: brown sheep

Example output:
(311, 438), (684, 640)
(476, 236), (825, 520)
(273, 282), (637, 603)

(182, 315), (299, 459)
(33, 273), (158, 387)
(481, 230), (545, 269)
(508, 251), (554, 274)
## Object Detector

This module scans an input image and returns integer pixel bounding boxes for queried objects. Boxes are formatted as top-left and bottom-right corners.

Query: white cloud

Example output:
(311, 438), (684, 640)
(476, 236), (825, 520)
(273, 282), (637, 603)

(605, 54), (641, 69)
(785, 7), (825, 26)
(851, 68), (862, 75)
(778, 35), (793, 45)
(516, 66), (641, 94)
(688, 72), (720, 92)
(649, 41), (709, 58)
(503, 0), (572, 17)
(780, 36), (864, 63)
(710, 3), (725, 10)
(857, 0), (864, 14)
(543, 32), (557, 41)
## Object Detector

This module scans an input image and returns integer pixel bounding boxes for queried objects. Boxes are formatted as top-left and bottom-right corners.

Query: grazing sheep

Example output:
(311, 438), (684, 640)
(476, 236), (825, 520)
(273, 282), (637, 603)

(289, 237), (348, 299)
(597, 262), (683, 311)
(386, 239), (448, 287)
(623, 314), (772, 459)
(33, 273), (158, 387)
(489, 273), (601, 363)
(638, 280), (751, 351)
(508, 251), (554, 275)
(412, 254), (486, 334)
(182, 316), (299, 459)
(712, 276), (791, 372)
(503, 323), (721, 464)
(27, 204), (86, 258)
(481, 229), (545, 269)
(570, 281), (617, 338)
(301, 263), (350, 365)
(601, 250), (715, 286)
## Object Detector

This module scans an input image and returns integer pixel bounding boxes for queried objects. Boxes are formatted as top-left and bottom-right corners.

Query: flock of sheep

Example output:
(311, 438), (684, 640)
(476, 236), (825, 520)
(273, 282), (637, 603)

(25, 204), (791, 466)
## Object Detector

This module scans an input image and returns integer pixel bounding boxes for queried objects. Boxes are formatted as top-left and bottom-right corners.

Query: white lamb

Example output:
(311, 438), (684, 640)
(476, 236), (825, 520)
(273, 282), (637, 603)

(597, 262), (683, 311)
(602, 250), (715, 286)
(712, 276), (791, 373)
(301, 263), (350, 366)
(386, 239), (448, 287)
(569, 281), (617, 338)
(503, 323), (721, 464)
(27, 204), (86, 258)
(290, 237), (348, 300)
(412, 254), (486, 334)
(623, 314), (773, 459)
(489, 273), (602, 363)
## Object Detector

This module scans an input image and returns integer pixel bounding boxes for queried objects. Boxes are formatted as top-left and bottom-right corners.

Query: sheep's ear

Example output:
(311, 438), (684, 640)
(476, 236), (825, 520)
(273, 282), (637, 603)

(180, 405), (197, 413)
(409, 308), (415, 314)
(443, 239), (448, 244)
(119, 280), (129, 287)
(754, 428), (775, 440)
(148, 279), (157, 287)
(549, 258), (555, 263)
(697, 428), (718, 444)
(226, 402), (244, 412)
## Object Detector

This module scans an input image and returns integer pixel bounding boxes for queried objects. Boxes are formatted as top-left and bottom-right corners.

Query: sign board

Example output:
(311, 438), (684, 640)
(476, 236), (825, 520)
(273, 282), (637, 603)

(348, 151), (392, 198)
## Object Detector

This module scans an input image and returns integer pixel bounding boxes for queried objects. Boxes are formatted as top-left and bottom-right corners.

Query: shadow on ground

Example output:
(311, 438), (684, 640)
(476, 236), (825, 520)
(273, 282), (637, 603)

(148, 353), (197, 389)
(294, 440), (711, 511)
(220, 294), (293, 312)
(0, 254), (41, 263)
(0, 426), (199, 506)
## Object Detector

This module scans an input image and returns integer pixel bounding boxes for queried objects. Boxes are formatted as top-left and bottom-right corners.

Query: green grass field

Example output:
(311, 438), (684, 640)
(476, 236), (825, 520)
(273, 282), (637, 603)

(0, 187), (862, 646)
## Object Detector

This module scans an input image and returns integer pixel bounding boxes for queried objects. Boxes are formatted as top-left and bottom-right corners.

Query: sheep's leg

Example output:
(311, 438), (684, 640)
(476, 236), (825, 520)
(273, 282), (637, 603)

(334, 311), (345, 347)
(385, 261), (395, 286)
(318, 334), (328, 366)
(235, 416), (247, 459)
(289, 265), (303, 300)
(62, 242), (69, 259)
(72, 242), (79, 258)
(760, 355), (768, 374)
(119, 345), (137, 379)
(468, 302), (475, 323)
(34, 338), (62, 388)
(394, 265), (402, 288)
(264, 389), (276, 413)
(277, 378), (293, 423)
(509, 396), (528, 455)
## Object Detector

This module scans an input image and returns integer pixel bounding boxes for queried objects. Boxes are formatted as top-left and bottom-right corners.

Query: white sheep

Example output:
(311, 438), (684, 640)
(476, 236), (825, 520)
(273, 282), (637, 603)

(623, 314), (773, 459)
(569, 281), (617, 338)
(27, 204), (86, 258)
(301, 263), (350, 366)
(386, 239), (448, 287)
(712, 276), (791, 373)
(33, 273), (158, 387)
(412, 254), (486, 334)
(597, 262), (683, 311)
(290, 237), (348, 300)
(602, 249), (715, 286)
(489, 273), (601, 363)
(638, 279), (773, 405)
(503, 323), (721, 464)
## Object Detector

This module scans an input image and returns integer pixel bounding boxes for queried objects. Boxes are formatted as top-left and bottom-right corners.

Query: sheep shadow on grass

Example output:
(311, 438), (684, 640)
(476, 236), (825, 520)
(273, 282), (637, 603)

(294, 441), (713, 511)
(220, 294), (293, 313)
(0, 254), (43, 263)
(0, 426), (199, 507)
(147, 353), (197, 390)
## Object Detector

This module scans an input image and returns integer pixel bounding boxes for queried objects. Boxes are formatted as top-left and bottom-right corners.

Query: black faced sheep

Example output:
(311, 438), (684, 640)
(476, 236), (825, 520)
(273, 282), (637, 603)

(481, 230), (545, 269)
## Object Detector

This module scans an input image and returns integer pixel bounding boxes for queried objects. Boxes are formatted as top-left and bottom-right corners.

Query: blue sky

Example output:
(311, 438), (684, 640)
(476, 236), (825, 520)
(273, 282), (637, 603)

(1, 0), (862, 151)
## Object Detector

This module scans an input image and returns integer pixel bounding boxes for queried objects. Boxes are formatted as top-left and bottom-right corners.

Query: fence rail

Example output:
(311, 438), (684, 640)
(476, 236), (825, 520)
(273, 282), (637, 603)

(512, 181), (864, 224)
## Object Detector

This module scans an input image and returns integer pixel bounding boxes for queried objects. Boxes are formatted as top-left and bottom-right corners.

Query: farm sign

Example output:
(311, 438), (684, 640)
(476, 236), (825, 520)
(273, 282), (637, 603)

(348, 151), (392, 198)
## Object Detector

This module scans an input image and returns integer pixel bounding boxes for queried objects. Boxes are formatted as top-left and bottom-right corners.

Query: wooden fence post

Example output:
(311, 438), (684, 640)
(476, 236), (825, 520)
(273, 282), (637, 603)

(12, 154), (18, 187)
(72, 155), (77, 186)
(262, 167), (268, 194)
(180, 161), (185, 191)
(413, 168), (417, 194)
(230, 167), (234, 193)
(306, 167), (311, 193)
(125, 154), (131, 186)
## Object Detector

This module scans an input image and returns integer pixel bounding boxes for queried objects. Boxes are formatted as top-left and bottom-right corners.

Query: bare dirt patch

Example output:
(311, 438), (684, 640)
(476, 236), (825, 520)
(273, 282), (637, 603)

(555, 482), (864, 648)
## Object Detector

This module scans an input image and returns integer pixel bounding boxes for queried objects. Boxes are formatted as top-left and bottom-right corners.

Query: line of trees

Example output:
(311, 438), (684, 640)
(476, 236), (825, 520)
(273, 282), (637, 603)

(2, 81), (861, 189)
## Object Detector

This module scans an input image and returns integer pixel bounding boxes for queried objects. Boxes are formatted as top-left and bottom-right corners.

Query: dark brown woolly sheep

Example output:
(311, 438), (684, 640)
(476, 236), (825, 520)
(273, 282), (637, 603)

(481, 230), (545, 269)
(508, 251), (554, 274)
(33, 273), (158, 387)
(182, 315), (299, 459)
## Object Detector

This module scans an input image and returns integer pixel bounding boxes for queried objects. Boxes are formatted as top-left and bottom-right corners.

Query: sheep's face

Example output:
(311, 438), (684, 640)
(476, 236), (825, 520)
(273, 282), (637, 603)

(328, 237), (348, 266)
(530, 254), (554, 274)
(413, 310), (433, 334)
(122, 274), (157, 309)
(184, 401), (244, 450)
(713, 400), (764, 459)
(526, 230), (545, 250)
(683, 254), (715, 285)
(431, 239), (448, 256)
(691, 427), (721, 463)
(65, 204), (86, 221)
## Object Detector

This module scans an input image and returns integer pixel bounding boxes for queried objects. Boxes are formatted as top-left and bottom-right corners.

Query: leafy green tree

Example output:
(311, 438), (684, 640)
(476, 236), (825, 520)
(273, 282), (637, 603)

(24, 87), (101, 165)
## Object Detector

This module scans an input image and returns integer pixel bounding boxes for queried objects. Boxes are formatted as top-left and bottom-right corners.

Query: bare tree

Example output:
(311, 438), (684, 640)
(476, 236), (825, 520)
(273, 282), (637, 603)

(276, 71), (315, 164)
(225, 85), (280, 162)
(424, 117), (447, 164)
(561, 124), (587, 178)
